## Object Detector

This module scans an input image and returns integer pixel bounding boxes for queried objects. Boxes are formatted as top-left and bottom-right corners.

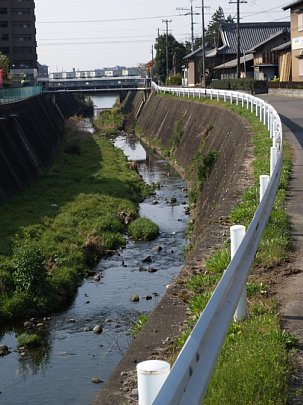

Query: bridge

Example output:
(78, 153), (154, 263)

(39, 75), (151, 93)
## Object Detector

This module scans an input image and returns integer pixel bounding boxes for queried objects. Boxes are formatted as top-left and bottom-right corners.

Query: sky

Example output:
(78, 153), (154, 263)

(35, 0), (292, 73)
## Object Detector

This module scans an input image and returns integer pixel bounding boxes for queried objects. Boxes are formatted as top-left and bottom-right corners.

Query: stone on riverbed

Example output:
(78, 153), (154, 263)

(130, 294), (140, 302)
(93, 325), (103, 334)
(0, 344), (10, 357)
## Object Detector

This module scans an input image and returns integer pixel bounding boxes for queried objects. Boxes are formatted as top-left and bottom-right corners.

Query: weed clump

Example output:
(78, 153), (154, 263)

(128, 217), (159, 241)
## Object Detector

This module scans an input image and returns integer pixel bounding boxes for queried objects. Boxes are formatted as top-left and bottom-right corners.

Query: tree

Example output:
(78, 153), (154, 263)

(205, 7), (234, 48)
(155, 34), (186, 83)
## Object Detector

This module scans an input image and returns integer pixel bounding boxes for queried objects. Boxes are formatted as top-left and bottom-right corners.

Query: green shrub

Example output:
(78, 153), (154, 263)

(12, 241), (49, 295)
(167, 74), (183, 86)
(128, 217), (159, 241)
(170, 118), (184, 151)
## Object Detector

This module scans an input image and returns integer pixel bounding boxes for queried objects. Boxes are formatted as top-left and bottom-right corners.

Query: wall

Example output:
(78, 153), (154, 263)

(0, 93), (84, 202)
(137, 93), (252, 254)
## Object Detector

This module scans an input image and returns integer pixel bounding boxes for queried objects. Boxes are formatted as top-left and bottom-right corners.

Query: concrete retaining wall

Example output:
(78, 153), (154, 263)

(0, 93), (85, 202)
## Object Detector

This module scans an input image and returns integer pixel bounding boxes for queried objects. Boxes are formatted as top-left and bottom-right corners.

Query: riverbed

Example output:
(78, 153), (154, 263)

(0, 103), (188, 404)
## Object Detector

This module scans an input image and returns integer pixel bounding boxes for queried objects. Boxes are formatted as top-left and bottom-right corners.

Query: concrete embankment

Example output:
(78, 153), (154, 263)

(0, 93), (88, 202)
(95, 93), (253, 404)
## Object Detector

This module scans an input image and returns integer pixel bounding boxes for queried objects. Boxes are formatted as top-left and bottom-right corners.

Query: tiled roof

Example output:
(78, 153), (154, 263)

(283, 0), (303, 11)
(219, 22), (290, 54)
(184, 22), (290, 60)
(247, 29), (290, 52)
(214, 53), (254, 69)
(271, 41), (291, 51)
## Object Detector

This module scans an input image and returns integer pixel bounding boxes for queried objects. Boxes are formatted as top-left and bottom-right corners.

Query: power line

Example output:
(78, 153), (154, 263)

(37, 14), (183, 24)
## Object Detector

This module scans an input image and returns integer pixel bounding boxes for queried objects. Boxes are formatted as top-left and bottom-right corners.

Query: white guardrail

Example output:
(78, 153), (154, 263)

(137, 83), (283, 405)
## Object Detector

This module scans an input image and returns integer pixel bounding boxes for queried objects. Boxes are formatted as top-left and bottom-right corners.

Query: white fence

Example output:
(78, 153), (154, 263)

(139, 83), (283, 404)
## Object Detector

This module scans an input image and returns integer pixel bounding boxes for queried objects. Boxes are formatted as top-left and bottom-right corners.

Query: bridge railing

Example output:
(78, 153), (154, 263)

(0, 86), (43, 104)
(141, 83), (283, 404)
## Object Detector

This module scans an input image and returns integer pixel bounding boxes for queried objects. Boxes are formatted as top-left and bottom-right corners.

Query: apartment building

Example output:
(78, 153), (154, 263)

(0, 0), (37, 71)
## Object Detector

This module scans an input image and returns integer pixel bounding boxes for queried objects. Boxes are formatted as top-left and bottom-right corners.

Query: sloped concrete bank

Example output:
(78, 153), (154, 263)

(0, 93), (88, 202)
(95, 94), (253, 404)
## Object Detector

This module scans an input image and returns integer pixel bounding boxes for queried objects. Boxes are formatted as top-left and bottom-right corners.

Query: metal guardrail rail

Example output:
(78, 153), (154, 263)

(0, 86), (43, 104)
(149, 83), (283, 404)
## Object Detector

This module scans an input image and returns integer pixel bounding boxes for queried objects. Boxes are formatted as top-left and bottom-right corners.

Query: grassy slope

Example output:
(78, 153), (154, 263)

(144, 94), (293, 404)
(0, 119), (149, 321)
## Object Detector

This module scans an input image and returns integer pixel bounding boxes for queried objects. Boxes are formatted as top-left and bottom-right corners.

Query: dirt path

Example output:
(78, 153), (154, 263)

(259, 94), (303, 402)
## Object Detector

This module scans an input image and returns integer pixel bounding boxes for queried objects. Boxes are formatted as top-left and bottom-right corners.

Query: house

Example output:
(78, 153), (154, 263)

(213, 28), (290, 81)
(184, 22), (290, 86)
(283, 0), (303, 81)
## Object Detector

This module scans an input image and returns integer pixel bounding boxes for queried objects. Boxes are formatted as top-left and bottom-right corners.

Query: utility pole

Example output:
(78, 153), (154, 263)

(151, 44), (154, 81)
(177, 0), (199, 52)
(229, 0), (247, 78)
(196, 0), (210, 88)
(162, 19), (172, 83)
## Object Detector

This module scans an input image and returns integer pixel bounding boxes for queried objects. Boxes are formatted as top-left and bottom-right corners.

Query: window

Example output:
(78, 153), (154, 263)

(13, 35), (32, 42)
(298, 13), (303, 32)
(0, 47), (9, 55)
(299, 59), (303, 76)
(13, 22), (31, 29)
(13, 47), (33, 55)
(0, 7), (7, 14)
(0, 21), (8, 28)
(1, 33), (8, 40)
(12, 8), (30, 15)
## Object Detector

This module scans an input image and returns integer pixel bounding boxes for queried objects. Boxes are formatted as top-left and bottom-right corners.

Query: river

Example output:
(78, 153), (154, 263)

(0, 95), (188, 404)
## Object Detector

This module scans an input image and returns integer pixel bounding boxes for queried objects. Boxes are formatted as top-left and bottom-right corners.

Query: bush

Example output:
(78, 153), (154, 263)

(128, 217), (159, 241)
(12, 241), (49, 295)
(167, 74), (183, 86)
(210, 78), (268, 94)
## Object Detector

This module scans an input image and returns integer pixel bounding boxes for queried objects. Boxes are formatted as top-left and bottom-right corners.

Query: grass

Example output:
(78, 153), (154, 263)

(0, 116), (153, 322)
(146, 92), (293, 404)
(131, 313), (150, 336)
(128, 217), (159, 241)
(16, 333), (43, 348)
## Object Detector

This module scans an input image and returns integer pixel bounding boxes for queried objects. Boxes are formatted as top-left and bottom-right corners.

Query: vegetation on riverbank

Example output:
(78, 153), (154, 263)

(0, 116), (153, 323)
(138, 93), (293, 403)
(94, 100), (124, 137)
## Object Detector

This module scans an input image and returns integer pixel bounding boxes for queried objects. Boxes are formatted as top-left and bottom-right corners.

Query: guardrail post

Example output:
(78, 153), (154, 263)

(251, 98), (254, 113)
(230, 93), (233, 104)
(217, 92), (219, 102)
(270, 146), (278, 177)
(137, 360), (170, 405)
(236, 94), (239, 105)
(224, 92), (226, 102)
(267, 109), (271, 132)
(231, 225), (247, 321)
(259, 104), (262, 122)
(255, 101), (258, 116)
(241, 94), (244, 107)
(260, 175), (270, 202)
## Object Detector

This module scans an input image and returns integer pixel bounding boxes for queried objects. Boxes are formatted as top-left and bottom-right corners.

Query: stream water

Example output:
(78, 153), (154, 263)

(0, 97), (188, 404)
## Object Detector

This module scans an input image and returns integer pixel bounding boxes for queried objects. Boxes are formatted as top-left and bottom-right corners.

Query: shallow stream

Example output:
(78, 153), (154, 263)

(0, 115), (188, 404)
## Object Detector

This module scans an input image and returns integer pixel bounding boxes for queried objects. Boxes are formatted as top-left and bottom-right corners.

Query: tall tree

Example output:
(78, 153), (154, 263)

(205, 7), (234, 48)
(155, 34), (186, 83)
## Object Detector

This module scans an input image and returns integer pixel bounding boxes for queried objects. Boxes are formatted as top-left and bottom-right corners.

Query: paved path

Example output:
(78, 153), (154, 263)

(259, 94), (303, 401)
